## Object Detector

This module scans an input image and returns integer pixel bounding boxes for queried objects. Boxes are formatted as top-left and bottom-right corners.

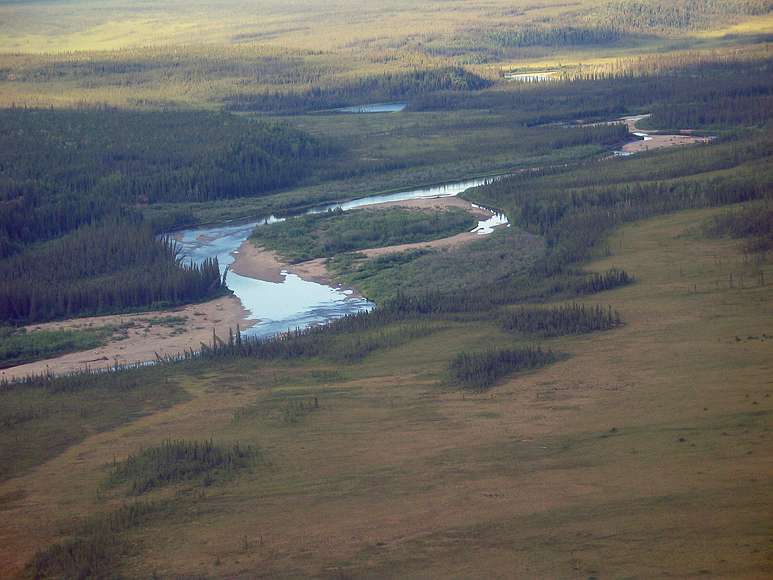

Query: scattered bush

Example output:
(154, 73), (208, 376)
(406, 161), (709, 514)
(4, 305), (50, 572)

(28, 501), (166, 579)
(502, 303), (622, 337)
(449, 346), (558, 390)
(107, 439), (259, 495)
(704, 202), (773, 253)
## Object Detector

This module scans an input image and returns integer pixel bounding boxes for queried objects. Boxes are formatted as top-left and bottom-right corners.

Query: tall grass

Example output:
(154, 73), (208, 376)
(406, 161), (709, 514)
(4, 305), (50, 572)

(0, 325), (112, 369)
(0, 366), (187, 482)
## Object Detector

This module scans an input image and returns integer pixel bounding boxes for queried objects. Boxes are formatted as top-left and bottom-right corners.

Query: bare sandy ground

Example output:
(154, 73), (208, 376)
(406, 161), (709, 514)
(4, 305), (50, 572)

(622, 133), (713, 153)
(229, 242), (288, 283)
(357, 229), (485, 258)
(621, 114), (713, 153)
(1, 296), (254, 381)
(230, 197), (497, 285)
(366, 195), (493, 218)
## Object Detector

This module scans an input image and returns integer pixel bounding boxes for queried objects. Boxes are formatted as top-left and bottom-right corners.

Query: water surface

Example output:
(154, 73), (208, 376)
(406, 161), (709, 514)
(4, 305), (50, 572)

(176, 176), (505, 338)
(335, 102), (407, 113)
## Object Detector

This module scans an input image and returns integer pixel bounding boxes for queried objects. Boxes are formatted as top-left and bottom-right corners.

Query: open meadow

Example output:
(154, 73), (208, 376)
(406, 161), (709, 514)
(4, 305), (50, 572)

(1, 0), (772, 577)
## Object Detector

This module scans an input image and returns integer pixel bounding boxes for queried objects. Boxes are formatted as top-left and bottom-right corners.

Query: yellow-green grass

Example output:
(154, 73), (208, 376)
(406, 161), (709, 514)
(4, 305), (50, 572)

(0, 0), (624, 54)
(1, 206), (770, 577)
(2, 0), (770, 55)
(1, 1), (771, 112)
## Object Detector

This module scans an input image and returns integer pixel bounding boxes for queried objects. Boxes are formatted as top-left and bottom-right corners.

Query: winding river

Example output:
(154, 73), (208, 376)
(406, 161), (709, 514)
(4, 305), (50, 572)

(176, 112), (698, 340)
(176, 177), (506, 338)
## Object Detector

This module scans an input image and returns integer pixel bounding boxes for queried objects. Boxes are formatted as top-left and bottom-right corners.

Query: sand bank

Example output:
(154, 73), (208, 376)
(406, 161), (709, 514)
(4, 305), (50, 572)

(2, 296), (253, 381)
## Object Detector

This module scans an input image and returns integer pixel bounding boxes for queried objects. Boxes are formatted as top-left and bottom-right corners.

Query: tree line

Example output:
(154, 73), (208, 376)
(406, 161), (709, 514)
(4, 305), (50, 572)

(224, 67), (490, 113)
(0, 219), (227, 324)
(0, 107), (329, 323)
(412, 55), (773, 130)
(501, 303), (622, 337)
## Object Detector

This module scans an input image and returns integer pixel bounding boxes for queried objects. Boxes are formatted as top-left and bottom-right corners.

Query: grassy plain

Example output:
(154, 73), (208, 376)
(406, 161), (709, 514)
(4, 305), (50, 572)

(1, 1), (771, 577)
(1, 207), (770, 577)
(2, 0), (770, 54)
(2, 0), (771, 111)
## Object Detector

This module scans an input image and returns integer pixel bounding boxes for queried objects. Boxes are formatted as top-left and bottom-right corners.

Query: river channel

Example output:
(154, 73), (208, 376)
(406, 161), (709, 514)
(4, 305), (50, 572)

(176, 177), (506, 338)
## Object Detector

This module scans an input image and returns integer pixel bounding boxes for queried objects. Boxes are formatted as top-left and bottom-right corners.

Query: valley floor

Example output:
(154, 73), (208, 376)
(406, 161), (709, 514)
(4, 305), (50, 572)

(1, 207), (771, 578)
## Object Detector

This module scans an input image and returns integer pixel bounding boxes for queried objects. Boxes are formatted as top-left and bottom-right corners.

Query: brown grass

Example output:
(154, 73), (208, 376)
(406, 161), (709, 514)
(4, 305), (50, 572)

(0, 207), (771, 578)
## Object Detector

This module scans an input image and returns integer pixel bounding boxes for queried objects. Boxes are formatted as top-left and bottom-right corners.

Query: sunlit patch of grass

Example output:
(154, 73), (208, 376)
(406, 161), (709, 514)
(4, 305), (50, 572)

(694, 13), (773, 38)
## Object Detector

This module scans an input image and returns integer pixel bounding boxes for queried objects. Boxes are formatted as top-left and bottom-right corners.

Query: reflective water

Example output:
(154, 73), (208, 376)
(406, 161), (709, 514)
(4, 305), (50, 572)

(504, 71), (559, 82)
(335, 102), (408, 113)
(176, 176), (506, 338)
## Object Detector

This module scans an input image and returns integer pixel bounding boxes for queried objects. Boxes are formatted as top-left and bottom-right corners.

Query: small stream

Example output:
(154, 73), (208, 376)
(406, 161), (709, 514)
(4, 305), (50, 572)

(176, 177), (505, 338)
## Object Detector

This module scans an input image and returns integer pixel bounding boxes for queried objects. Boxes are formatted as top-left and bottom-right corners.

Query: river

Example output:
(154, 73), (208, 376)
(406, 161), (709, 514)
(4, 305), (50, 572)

(177, 110), (694, 339)
(176, 177), (505, 338)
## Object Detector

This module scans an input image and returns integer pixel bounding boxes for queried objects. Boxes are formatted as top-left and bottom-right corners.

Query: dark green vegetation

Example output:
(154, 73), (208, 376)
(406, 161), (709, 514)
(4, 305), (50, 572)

(293, 53), (772, 308)
(0, 108), (324, 218)
(0, 106), (298, 322)
(420, 131), (770, 316)
(0, 325), (113, 368)
(0, 98), (630, 325)
(0, 220), (226, 324)
(448, 346), (558, 390)
(225, 66), (490, 114)
(198, 318), (443, 365)
(106, 439), (259, 495)
(704, 200), (773, 253)
(0, 107), (324, 324)
(329, 228), (545, 304)
(27, 501), (169, 580)
(250, 206), (476, 262)
(0, 367), (188, 481)
(501, 303), (622, 337)
(0, 108), (326, 258)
